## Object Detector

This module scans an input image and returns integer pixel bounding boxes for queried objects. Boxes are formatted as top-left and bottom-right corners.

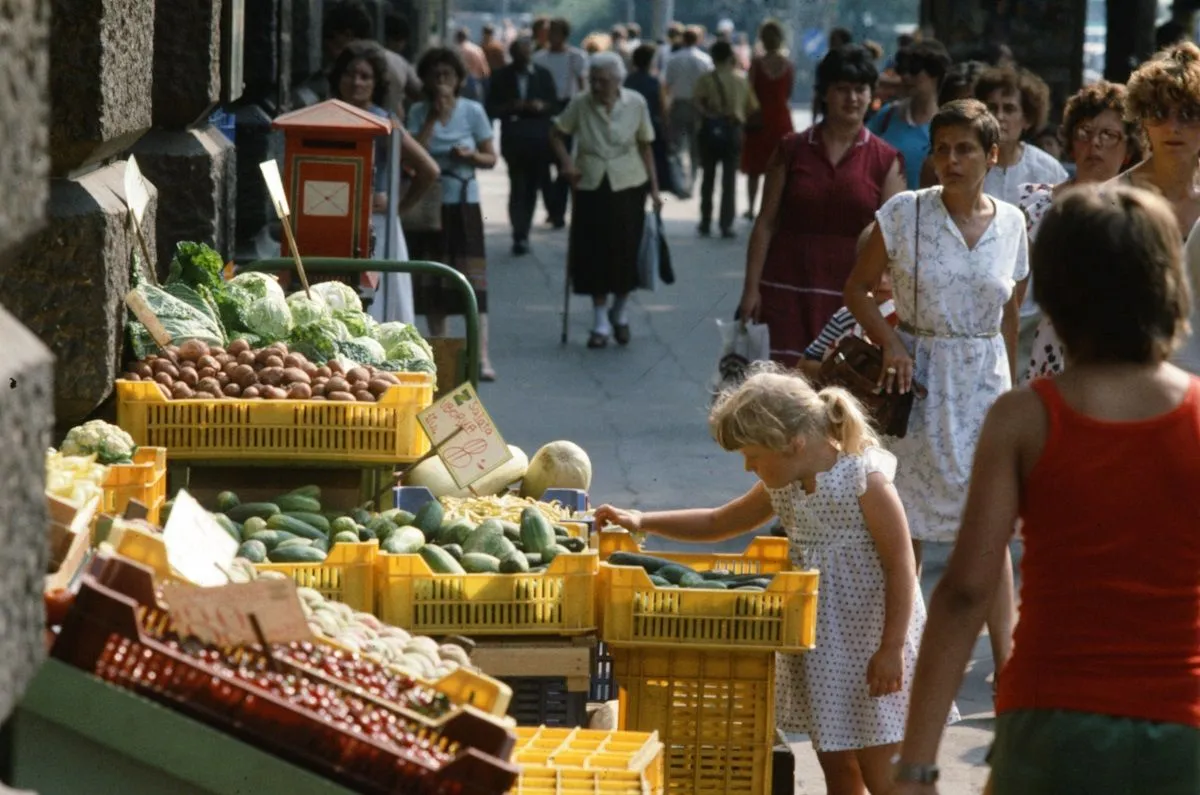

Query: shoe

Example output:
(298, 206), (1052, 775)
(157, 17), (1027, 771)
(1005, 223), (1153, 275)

(511, 240), (529, 255)
(480, 365), (497, 382)
(721, 228), (736, 239)
(547, 217), (566, 229)
(697, 224), (711, 237)
(586, 331), (609, 349)
(608, 309), (631, 346)
(743, 210), (755, 220)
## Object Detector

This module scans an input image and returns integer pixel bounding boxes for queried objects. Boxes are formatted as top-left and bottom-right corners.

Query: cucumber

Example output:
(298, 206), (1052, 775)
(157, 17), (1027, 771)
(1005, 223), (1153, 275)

(463, 519), (503, 554)
(284, 512), (331, 534)
(276, 494), (321, 513)
(560, 537), (587, 553)
(227, 502), (280, 523)
(242, 516), (268, 540)
(357, 525), (377, 542)
(331, 516), (358, 536)
(212, 513), (242, 543)
(381, 508), (415, 526)
(419, 544), (465, 574)
(607, 551), (675, 573)
(247, 529), (296, 550)
(499, 552), (531, 574)
(236, 539), (267, 563)
(500, 520), (522, 543)
(540, 546), (560, 565)
(734, 585), (767, 592)
(442, 543), (464, 561)
(265, 514), (327, 542)
(283, 485), (321, 501)
(412, 500), (445, 537)
(381, 526), (425, 554)
(216, 491), (240, 513)
(486, 535), (519, 561)
(461, 552), (501, 573)
(312, 537), (329, 553)
(553, 524), (571, 537)
(351, 508), (373, 526)
(276, 538), (315, 550)
(268, 545), (327, 564)
(701, 569), (734, 580)
(648, 574), (670, 587)
(333, 530), (360, 544)
(442, 519), (475, 547)
(678, 570), (705, 588)
(690, 580), (729, 589)
(656, 563), (697, 585)
(519, 507), (557, 554)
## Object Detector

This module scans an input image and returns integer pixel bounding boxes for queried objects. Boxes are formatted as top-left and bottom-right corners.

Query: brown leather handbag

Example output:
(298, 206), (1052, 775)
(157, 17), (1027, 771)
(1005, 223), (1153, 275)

(817, 197), (926, 438)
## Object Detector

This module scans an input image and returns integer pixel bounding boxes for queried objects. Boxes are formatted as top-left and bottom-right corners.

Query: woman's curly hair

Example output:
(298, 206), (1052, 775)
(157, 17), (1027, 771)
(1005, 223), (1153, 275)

(1061, 81), (1144, 164)
(1126, 41), (1200, 122)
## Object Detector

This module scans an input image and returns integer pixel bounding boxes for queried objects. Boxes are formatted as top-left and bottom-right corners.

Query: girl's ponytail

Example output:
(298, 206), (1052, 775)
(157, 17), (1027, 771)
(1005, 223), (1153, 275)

(818, 386), (880, 454)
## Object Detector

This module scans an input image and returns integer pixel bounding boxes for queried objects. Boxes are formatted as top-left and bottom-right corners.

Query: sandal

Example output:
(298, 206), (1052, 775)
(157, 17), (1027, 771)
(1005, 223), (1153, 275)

(587, 331), (609, 349)
(608, 310), (631, 346)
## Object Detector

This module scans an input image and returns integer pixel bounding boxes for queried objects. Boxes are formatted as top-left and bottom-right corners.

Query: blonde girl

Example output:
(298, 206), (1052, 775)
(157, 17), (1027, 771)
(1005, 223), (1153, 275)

(595, 369), (953, 795)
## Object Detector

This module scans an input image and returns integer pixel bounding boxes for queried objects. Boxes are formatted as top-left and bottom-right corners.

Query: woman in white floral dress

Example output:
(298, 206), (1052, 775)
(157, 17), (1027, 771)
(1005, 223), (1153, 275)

(1019, 82), (1141, 384)
(845, 99), (1027, 673)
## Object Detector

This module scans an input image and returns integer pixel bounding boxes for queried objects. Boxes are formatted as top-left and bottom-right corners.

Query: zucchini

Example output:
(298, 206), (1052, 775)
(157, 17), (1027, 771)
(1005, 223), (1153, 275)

(333, 530), (360, 544)
(381, 508), (415, 526)
(648, 574), (671, 587)
(266, 514), (328, 542)
(486, 535), (519, 561)
(461, 552), (501, 573)
(357, 525), (377, 542)
(381, 527), (425, 554)
(540, 546), (560, 565)
(500, 520), (522, 543)
(442, 519), (476, 547)
(655, 563), (696, 585)
(227, 502), (280, 523)
(607, 551), (675, 572)
(236, 539), (267, 563)
(419, 544), (465, 574)
(442, 543), (464, 561)
(412, 500), (445, 537)
(285, 512), (332, 534)
(463, 519), (504, 554)
(678, 570), (706, 588)
(331, 516), (358, 536)
(283, 485), (321, 501)
(519, 507), (556, 554)
(690, 580), (729, 589)
(212, 513), (242, 543)
(275, 538), (315, 550)
(247, 530), (296, 550)
(553, 524), (571, 537)
(524, 552), (544, 567)
(560, 536), (587, 553)
(734, 585), (766, 592)
(268, 545), (327, 564)
(312, 537), (329, 553)
(701, 569), (734, 580)
(351, 508), (373, 526)
(215, 491), (240, 513)
(242, 516), (268, 540)
(499, 552), (531, 573)
(276, 494), (322, 513)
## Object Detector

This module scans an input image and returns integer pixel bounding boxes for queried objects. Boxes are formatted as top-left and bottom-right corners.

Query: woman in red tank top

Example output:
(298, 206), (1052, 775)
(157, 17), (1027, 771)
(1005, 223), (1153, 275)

(890, 184), (1200, 794)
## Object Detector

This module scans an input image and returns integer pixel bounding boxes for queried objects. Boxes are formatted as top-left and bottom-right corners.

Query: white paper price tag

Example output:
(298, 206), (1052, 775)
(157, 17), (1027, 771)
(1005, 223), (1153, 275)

(417, 383), (512, 490)
(259, 159), (290, 218)
(124, 156), (152, 224)
(162, 490), (238, 587)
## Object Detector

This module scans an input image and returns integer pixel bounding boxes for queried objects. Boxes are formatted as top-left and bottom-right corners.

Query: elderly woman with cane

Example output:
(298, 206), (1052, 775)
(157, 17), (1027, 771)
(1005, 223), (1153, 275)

(552, 51), (663, 349)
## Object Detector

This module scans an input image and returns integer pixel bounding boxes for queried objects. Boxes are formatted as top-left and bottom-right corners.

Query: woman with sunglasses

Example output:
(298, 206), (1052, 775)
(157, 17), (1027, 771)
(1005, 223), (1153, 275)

(1020, 82), (1142, 383)
(868, 40), (953, 190)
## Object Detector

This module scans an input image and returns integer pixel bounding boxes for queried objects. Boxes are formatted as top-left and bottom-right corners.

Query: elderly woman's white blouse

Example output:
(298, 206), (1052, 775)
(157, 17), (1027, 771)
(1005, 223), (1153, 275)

(553, 88), (654, 192)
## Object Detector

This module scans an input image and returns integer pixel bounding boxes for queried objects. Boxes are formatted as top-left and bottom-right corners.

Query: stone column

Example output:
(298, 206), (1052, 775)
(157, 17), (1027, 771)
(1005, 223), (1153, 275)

(2, 0), (158, 429)
(131, 0), (237, 271)
(0, 0), (57, 762)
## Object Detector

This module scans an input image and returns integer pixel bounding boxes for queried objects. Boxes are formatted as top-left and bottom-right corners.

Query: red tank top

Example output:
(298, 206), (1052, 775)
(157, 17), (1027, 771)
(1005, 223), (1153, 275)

(996, 377), (1200, 727)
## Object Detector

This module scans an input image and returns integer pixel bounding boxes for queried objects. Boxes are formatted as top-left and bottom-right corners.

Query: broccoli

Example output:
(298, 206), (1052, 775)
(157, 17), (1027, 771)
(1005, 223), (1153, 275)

(60, 420), (137, 464)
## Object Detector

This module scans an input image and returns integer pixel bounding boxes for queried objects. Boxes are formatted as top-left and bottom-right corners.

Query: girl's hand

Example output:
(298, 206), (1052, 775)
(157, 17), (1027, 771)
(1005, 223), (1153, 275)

(593, 504), (643, 533)
(560, 162), (582, 189)
(450, 145), (474, 163)
(867, 645), (904, 697)
(881, 339), (914, 395)
(738, 288), (761, 323)
(651, 191), (664, 211)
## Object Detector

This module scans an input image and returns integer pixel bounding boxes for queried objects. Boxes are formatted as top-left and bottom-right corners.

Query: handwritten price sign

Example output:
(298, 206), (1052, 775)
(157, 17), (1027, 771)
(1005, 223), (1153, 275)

(163, 579), (312, 647)
(416, 382), (512, 490)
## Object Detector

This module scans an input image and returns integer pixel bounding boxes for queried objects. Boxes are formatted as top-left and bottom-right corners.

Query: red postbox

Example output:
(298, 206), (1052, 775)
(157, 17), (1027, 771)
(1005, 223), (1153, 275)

(271, 99), (391, 260)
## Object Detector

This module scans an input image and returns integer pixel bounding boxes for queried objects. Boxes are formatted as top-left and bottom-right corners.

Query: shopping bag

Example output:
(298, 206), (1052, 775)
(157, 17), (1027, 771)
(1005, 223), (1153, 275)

(657, 213), (675, 285)
(637, 211), (660, 291)
(668, 153), (691, 199)
(710, 318), (771, 399)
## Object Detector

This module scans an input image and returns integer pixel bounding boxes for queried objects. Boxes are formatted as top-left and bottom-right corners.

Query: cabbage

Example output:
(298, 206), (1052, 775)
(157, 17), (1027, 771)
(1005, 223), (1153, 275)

(168, 242), (224, 292)
(374, 321), (433, 361)
(311, 281), (363, 312)
(245, 297), (294, 342)
(287, 291), (331, 327)
(335, 309), (373, 339)
(336, 336), (386, 366)
(289, 320), (342, 362)
(215, 283), (255, 333)
(388, 340), (432, 363)
(231, 272), (286, 303)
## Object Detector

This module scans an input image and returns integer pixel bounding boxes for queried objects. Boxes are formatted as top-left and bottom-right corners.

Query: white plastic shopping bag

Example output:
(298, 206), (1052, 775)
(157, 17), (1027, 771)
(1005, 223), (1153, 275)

(710, 319), (771, 400)
(637, 211), (660, 291)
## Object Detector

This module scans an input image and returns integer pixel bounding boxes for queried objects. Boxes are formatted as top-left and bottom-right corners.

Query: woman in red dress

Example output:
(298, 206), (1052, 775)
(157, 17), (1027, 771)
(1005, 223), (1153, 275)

(741, 20), (795, 218)
(740, 45), (905, 365)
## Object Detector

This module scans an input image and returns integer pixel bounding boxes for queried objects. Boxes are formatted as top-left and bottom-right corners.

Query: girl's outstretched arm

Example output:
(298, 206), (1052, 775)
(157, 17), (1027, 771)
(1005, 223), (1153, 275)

(593, 482), (775, 543)
(860, 472), (917, 697)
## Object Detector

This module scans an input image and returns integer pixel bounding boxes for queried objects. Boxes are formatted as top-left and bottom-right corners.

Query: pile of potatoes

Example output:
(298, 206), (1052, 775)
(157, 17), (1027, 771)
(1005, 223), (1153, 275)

(121, 339), (401, 402)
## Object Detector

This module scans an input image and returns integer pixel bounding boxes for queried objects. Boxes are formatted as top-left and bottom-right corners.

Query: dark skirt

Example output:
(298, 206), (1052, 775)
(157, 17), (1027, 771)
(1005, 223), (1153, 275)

(407, 202), (488, 315)
(569, 178), (648, 296)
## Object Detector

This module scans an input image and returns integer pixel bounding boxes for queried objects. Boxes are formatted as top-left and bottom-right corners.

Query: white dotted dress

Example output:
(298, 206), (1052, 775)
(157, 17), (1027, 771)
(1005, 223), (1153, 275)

(768, 449), (958, 752)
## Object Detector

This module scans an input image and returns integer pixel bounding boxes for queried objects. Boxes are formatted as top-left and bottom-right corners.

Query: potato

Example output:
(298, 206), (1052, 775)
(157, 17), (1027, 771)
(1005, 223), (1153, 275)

(170, 382), (193, 399)
(327, 390), (356, 402)
(316, 365), (332, 379)
(236, 350), (256, 366)
(241, 386), (260, 398)
(327, 359), (345, 375)
(222, 360), (239, 376)
(258, 366), (284, 387)
(197, 366), (218, 380)
(223, 383), (242, 397)
(286, 382), (313, 399)
(153, 371), (174, 387)
(264, 354), (284, 369)
(282, 367), (311, 385)
(267, 342), (288, 356)
(151, 359), (179, 378)
(347, 367), (370, 385)
(254, 348), (275, 366)
(209, 346), (226, 358)
(326, 376), (349, 394)
(283, 353), (307, 369)
(121, 372), (141, 381)
(215, 353), (234, 367)
(163, 344), (181, 361)
(232, 364), (257, 388)
(216, 372), (230, 387)
(133, 362), (154, 379)
(376, 371), (400, 385)
(367, 378), (392, 397)
(311, 382), (326, 397)
(309, 395), (326, 401)
(196, 355), (220, 372)
(196, 377), (222, 396)
(302, 362), (318, 378)
(157, 383), (173, 399)
(261, 385), (288, 400)
(353, 389), (376, 402)
(178, 339), (209, 362)
(227, 338), (251, 356)
(179, 369), (200, 388)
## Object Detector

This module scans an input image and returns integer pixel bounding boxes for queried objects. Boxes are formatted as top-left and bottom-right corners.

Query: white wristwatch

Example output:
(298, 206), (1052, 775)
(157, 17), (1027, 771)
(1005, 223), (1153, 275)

(893, 759), (940, 784)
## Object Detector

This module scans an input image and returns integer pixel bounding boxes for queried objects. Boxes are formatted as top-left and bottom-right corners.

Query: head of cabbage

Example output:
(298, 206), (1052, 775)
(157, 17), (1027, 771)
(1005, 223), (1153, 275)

(244, 296), (294, 342)
(310, 281), (363, 312)
(230, 272), (286, 304)
(287, 291), (331, 327)
(374, 322), (433, 361)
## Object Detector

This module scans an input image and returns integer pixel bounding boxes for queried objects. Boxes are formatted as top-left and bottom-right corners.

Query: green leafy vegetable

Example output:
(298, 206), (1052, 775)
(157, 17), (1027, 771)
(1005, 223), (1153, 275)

(310, 281), (363, 312)
(230, 272), (286, 303)
(289, 319), (342, 362)
(335, 309), (372, 339)
(374, 321), (433, 361)
(336, 336), (386, 366)
(214, 283), (255, 334)
(167, 242), (224, 292)
(287, 291), (331, 327)
(245, 297), (294, 342)
(127, 283), (225, 358)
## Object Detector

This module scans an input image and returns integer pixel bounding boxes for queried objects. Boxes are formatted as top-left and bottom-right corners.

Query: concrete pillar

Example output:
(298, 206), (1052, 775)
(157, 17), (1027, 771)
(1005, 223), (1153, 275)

(244, 0), (293, 111)
(0, 0), (57, 746)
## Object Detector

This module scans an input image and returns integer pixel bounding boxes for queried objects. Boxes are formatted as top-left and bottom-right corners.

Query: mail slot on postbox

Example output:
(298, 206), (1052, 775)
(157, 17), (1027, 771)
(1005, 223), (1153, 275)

(271, 99), (392, 260)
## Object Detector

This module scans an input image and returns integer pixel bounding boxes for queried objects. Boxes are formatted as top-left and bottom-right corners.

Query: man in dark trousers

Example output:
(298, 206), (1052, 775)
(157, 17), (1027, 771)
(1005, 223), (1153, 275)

(486, 37), (559, 256)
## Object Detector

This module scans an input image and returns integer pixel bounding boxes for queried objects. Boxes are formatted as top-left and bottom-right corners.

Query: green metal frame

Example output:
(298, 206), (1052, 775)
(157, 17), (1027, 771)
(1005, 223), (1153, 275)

(239, 258), (479, 388)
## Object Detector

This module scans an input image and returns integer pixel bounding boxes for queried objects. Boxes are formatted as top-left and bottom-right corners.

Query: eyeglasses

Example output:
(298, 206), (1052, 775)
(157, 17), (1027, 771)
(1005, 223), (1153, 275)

(1144, 105), (1200, 125)
(1073, 125), (1126, 149)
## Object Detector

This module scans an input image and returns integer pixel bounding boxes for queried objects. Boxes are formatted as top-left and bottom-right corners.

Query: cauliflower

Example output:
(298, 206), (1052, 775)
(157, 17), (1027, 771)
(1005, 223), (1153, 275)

(60, 420), (137, 465)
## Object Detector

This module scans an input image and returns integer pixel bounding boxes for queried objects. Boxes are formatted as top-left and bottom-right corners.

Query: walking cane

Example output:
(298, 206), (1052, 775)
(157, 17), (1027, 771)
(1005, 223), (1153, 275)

(560, 186), (575, 345)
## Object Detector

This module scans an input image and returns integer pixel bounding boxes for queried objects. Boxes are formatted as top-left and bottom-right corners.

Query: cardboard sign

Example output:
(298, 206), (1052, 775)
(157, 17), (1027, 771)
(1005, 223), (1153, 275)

(163, 579), (312, 647)
(162, 490), (238, 587)
(417, 383), (512, 489)
(259, 159), (290, 218)
(124, 156), (152, 224)
(125, 290), (172, 348)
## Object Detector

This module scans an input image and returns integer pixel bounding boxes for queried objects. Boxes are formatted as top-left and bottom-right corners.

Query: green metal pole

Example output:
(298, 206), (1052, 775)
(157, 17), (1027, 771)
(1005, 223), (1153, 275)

(238, 258), (479, 388)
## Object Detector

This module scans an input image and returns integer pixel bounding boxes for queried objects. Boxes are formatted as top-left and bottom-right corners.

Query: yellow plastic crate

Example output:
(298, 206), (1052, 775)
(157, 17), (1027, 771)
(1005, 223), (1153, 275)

(511, 727), (664, 794)
(375, 550), (598, 636)
(115, 375), (434, 464)
(255, 541), (378, 613)
(101, 447), (168, 524)
(598, 531), (818, 653)
(613, 648), (775, 795)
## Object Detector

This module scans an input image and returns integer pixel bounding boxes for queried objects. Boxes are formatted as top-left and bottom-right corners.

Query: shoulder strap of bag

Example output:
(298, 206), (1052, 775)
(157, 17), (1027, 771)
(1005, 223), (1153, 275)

(878, 103), (896, 135)
(710, 70), (729, 117)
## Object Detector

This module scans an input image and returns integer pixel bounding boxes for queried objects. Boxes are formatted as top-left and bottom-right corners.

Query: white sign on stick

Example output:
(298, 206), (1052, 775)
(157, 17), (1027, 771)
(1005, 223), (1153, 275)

(417, 383), (512, 490)
(124, 157), (152, 223)
(259, 159), (290, 218)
